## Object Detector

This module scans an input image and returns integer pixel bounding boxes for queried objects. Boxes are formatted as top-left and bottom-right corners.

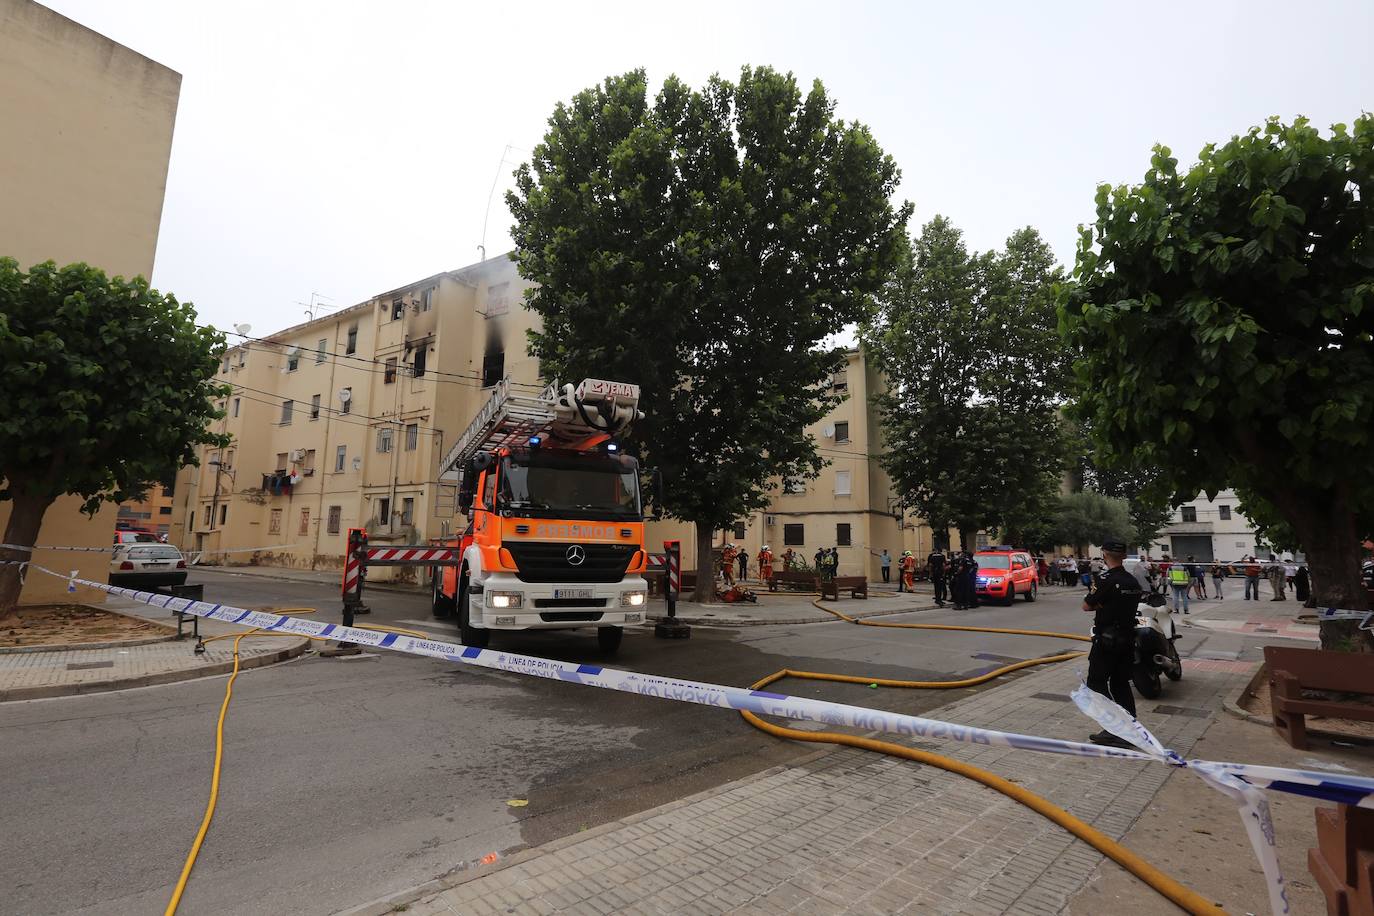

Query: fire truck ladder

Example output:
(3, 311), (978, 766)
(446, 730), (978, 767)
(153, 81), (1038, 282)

(437, 378), (561, 485)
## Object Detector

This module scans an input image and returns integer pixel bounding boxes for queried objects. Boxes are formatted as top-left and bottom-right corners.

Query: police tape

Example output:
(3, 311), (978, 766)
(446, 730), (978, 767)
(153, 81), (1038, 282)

(1, 542), (115, 553)
(20, 563), (1374, 915)
(1313, 607), (1374, 630)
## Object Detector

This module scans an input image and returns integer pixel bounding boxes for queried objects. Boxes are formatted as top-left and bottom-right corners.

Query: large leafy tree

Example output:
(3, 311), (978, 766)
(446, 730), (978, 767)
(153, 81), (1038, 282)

(864, 217), (1067, 550)
(0, 260), (228, 618)
(1052, 491), (1133, 554)
(1060, 116), (1374, 650)
(1077, 449), (1175, 550)
(508, 68), (910, 600)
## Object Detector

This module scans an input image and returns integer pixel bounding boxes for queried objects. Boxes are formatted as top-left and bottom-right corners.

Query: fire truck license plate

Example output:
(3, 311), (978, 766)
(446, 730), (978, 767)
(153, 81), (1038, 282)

(554, 588), (595, 600)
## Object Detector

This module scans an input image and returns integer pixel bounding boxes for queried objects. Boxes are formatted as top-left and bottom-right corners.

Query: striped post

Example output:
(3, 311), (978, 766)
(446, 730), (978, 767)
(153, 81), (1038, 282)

(655, 539), (689, 639)
(341, 528), (369, 627)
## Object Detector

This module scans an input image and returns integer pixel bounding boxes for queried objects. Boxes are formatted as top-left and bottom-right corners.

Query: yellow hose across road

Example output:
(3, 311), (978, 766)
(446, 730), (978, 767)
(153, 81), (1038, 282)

(735, 596), (1225, 915)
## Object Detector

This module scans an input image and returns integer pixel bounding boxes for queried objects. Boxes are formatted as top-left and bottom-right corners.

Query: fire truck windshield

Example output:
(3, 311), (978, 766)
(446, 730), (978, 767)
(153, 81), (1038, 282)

(500, 449), (641, 521)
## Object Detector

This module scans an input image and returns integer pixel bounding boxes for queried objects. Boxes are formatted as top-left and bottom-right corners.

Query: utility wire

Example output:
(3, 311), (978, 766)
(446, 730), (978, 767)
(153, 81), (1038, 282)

(225, 383), (442, 434)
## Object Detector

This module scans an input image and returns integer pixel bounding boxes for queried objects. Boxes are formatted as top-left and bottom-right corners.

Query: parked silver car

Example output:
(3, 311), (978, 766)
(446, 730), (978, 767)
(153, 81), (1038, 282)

(109, 544), (188, 588)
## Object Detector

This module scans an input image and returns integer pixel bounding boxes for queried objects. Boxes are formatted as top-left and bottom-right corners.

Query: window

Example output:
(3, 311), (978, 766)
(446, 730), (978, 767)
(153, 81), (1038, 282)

(733, 522), (746, 540)
(391, 299), (405, 321)
(311, 394), (321, 420)
(486, 281), (510, 316)
(346, 326), (358, 354)
(218, 504), (227, 525)
(836, 523), (851, 546)
(159, 506), (172, 515)
(204, 505), (212, 527)
(401, 497), (414, 526)
(335, 445), (346, 472)
(224, 448), (235, 468)
(1181, 506), (1197, 522)
(217, 400), (225, 414)
(303, 449), (316, 472)
(238, 350), (247, 368)
(377, 429), (393, 453)
(316, 338), (328, 363)
(281, 399), (293, 425)
(269, 508), (282, 534)
(413, 346), (426, 378)
(482, 472), (496, 509)
(405, 423), (418, 451)
(422, 287), (434, 311)
(482, 350), (504, 388)
(832, 372), (848, 393)
(341, 387), (352, 414)
(834, 421), (849, 444)
(783, 476), (805, 494)
(299, 507), (311, 536)
(384, 357), (397, 384)
(327, 505), (342, 535)
(232, 397), (240, 418)
(783, 523), (805, 546)
(834, 470), (851, 496)
(1218, 505), (1232, 520)
(378, 497), (391, 522)
(221, 357), (229, 373)
(287, 351), (299, 372)
(275, 452), (288, 473)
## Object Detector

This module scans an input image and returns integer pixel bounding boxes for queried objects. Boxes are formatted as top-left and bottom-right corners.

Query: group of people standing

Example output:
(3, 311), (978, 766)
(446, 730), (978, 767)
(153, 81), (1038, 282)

(920, 548), (980, 609)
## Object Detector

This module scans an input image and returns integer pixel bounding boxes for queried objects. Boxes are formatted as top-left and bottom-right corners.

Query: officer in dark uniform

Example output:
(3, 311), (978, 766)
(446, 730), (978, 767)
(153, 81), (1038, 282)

(1082, 539), (1142, 748)
(927, 548), (947, 606)
(963, 551), (979, 608)
(950, 551), (968, 609)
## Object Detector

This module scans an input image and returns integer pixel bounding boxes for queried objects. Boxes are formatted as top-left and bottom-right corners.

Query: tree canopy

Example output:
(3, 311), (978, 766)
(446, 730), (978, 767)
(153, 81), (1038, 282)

(1052, 491), (1133, 554)
(0, 259), (229, 617)
(1060, 115), (1374, 648)
(507, 67), (911, 599)
(862, 217), (1067, 549)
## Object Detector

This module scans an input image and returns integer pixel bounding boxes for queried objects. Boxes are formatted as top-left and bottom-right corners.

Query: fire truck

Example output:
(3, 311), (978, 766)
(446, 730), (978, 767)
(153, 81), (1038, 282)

(430, 378), (652, 655)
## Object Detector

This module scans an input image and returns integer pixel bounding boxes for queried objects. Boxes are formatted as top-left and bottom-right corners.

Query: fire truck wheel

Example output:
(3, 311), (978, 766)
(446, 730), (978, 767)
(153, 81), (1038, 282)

(597, 626), (623, 656)
(458, 576), (489, 648)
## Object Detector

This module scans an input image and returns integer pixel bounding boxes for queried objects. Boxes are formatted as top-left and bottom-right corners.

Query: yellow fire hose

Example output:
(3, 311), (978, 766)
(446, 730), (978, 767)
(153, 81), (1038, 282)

(734, 595), (1224, 915)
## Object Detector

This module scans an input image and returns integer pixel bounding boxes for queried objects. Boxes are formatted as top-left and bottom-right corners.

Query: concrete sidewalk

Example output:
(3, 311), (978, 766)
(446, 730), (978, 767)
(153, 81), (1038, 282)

(0, 597), (310, 701)
(347, 650), (1274, 916)
(1176, 578), (1321, 643)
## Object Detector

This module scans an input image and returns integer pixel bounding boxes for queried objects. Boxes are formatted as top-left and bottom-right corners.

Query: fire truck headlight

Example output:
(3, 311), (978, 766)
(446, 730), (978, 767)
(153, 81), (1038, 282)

(488, 591), (523, 609)
(620, 590), (646, 607)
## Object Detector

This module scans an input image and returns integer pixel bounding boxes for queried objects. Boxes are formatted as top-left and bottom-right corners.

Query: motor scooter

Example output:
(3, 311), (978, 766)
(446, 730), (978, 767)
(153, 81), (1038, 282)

(1133, 589), (1182, 698)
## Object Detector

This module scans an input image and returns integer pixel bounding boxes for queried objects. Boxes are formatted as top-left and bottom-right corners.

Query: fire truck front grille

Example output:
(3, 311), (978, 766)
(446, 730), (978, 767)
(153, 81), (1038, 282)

(507, 542), (636, 583)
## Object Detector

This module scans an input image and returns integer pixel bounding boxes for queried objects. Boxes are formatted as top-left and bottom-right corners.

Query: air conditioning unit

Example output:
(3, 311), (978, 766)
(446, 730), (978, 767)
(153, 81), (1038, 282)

(765, 515), (777, 526)
(288, 449), (305, 462)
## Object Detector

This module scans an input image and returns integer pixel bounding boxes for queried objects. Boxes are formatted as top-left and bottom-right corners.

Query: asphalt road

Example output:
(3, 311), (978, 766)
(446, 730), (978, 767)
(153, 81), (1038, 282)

(0, 575), (1242, 916)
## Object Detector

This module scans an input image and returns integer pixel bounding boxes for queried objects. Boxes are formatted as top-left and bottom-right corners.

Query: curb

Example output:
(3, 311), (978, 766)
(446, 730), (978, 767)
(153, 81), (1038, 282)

(1221, 661), (1271, 726)
(0, 637), (312, 702)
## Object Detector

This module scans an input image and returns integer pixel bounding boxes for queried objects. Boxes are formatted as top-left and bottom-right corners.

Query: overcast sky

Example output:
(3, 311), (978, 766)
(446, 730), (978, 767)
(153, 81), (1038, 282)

(43, 0), (1374, 337)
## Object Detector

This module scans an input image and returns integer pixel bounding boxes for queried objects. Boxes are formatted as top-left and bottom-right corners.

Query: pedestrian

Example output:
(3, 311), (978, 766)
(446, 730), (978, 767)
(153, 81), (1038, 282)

(1294, 565), (1310, 603)
(1284, 560), (1297, 591)
(1063, 555), (1077, 587)
(1037, 555), (1050, 586)
(1090, 555), (1105, 577)
(1167, 561), (1191, 614)
(1267, 558), (1286, 600)
(758, 544), (774, 582)
(738, 546), (748, 582)
(1077, 556), (1092, 586)
(1187, 556), (1206, 600)
(721, 543), (737, 587)
(1243, 556), (1262, 600)
(926, 548), (945, 605)
(876, 548), (891, 584)
(1082, 540), (1143, 747)
(1210, 562), (1225, 599)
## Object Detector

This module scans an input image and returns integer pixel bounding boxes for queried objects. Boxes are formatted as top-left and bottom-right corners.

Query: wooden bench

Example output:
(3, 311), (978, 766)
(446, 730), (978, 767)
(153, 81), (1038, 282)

(1264, 645), (1374, 750)
(820, 576), (868, 600)
(767, 571), (819, 592)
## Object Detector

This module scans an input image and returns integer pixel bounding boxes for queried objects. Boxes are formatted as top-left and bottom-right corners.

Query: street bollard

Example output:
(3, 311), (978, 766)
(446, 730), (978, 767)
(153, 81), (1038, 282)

(323, 527), (368, 657)
(655, 539), (690, 639)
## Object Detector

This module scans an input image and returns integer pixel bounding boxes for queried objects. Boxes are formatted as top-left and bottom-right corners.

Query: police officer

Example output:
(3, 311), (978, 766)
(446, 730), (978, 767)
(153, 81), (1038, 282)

(927, 547), (947, 606)
(1081, 539), (1142, 748)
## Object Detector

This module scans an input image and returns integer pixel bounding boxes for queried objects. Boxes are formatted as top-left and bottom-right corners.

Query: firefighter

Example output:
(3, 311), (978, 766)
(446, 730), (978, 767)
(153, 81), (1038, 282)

(721, 543), (737, 586)
(758, 544), (774, 582)
(900, 550), (917, 592)
(782, 547), (796, 571)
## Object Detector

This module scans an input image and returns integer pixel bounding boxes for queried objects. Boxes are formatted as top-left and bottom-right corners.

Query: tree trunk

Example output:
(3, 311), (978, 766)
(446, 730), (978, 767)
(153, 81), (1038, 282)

(958, 526), (975, 552)
(692, 519), (716, 604)
(0, 492), (54, 621)
(1274, 492), (1372, 652)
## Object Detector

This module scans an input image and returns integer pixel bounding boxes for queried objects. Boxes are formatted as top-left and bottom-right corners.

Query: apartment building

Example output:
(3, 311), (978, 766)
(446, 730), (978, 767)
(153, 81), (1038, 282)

(116, 482), (177, 538)
(0, 0), (181, 604)
(1147, 488), (1274, 562)
(170, 256), (540, 579)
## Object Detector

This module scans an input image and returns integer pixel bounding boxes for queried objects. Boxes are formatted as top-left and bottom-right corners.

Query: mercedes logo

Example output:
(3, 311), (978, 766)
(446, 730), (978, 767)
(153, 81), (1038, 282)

(566, 545), (586, 566)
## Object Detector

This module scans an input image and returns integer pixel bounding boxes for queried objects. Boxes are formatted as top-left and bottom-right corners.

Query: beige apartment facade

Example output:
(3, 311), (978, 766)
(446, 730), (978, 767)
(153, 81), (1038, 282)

(170, 256), (543, 581)
(0, 0), (181, 604)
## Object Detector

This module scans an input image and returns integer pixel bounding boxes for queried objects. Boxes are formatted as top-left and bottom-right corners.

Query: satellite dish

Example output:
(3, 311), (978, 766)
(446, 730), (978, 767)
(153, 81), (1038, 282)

(233, 323), (252, 336)
(338, 388), (352, 403)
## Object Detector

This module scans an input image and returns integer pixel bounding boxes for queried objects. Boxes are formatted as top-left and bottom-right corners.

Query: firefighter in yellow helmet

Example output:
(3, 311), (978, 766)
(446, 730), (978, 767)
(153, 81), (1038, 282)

(758, 544), (774, 582)
(900, 550), (917, 593)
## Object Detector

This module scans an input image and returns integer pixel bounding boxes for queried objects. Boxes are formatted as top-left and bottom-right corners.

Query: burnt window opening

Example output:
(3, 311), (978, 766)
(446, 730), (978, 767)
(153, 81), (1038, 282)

(391, 299), (405, 321)
(413, 346), (427, 378)
(482, 349), (504, 388)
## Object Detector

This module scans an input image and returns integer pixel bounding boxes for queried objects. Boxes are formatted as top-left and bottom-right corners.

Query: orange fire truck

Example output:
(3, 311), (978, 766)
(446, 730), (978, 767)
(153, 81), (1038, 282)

(430, 378), (651, 655)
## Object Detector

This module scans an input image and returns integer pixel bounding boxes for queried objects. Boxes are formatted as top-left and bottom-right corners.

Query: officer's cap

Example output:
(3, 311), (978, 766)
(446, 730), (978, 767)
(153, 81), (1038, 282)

(1101, 540), (1128, 553)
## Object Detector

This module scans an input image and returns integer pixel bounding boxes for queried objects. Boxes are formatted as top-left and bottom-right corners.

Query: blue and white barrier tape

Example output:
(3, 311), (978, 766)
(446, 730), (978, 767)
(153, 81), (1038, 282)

(19, 564), (1374, 915)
